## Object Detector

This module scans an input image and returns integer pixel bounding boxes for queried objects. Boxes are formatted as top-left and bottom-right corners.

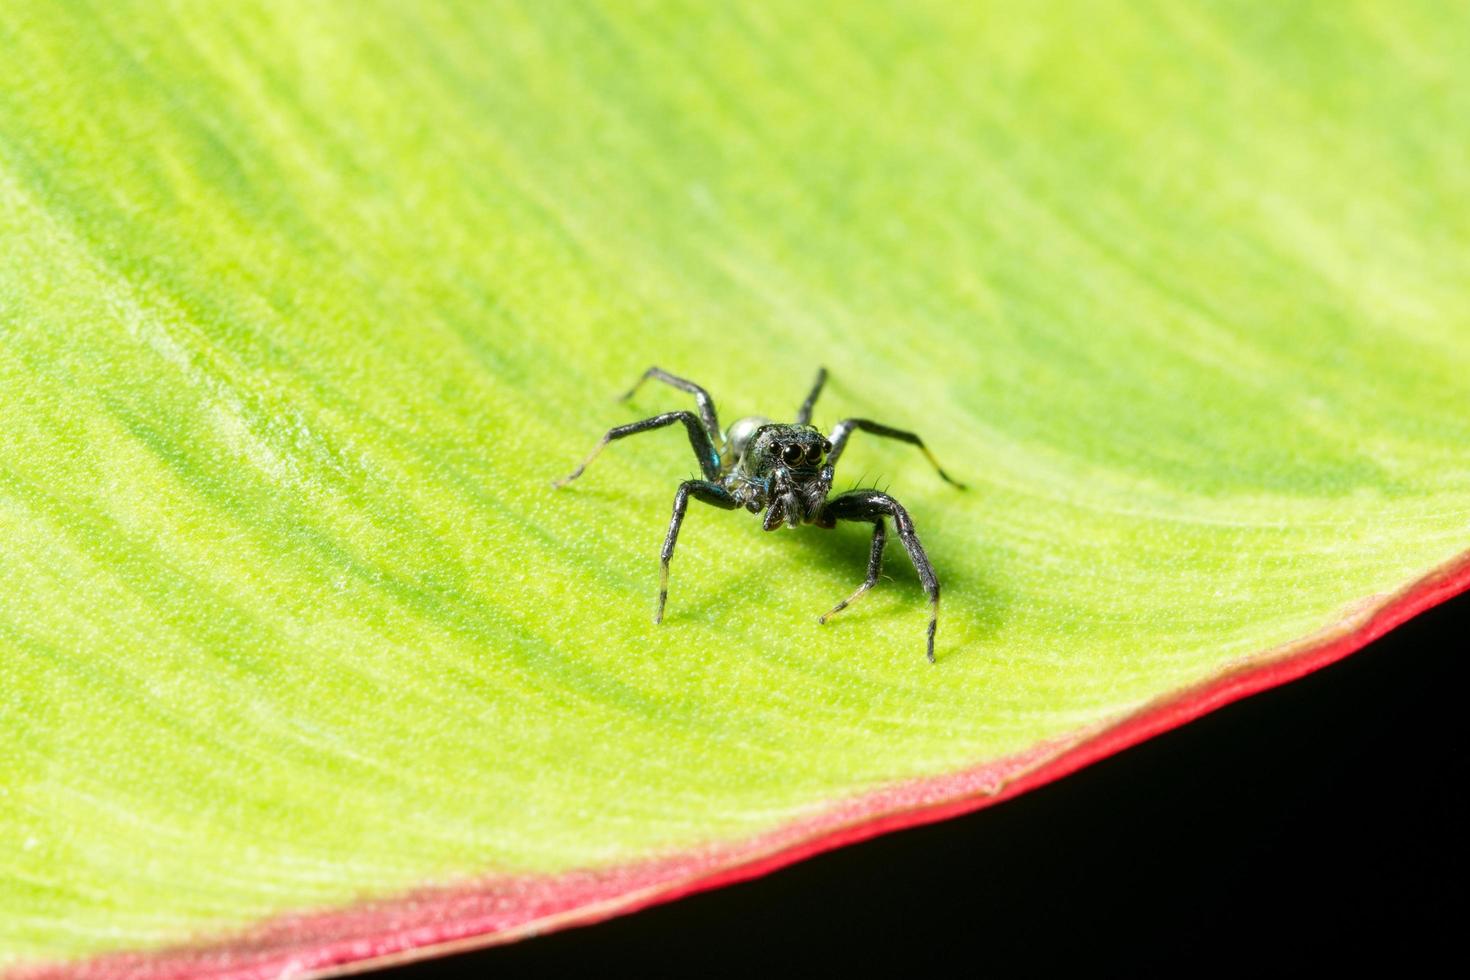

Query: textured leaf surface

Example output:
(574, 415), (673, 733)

(3, 0), (1469, 971)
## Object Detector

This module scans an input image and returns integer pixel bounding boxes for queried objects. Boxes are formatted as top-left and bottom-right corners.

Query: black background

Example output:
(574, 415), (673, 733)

(388, 589), (1464, 975)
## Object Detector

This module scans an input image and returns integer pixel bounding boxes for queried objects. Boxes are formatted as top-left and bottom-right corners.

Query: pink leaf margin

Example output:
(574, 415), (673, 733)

(14, 551), (1470, 980)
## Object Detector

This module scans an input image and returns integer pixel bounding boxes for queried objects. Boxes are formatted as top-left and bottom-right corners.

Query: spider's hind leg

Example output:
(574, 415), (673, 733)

(795, 366), (828, 426)
(620, 367), (721, 445)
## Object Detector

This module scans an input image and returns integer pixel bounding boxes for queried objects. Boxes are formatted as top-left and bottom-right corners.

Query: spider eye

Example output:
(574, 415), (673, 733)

(805, 444), (823, 465)
(781, 444), (804, 466)
(822, 439), (832, 453)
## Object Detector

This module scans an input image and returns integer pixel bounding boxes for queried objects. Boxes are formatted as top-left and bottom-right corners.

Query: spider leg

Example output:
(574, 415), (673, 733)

(658, 479), (740, 623)
(620, 367), (721, 444)
(818, 490), (941, 662)
(818, 519), (885, 624)
(794, 366), (828, 426)
(823, 418), (966, 490)
(552, 411), (720, 488)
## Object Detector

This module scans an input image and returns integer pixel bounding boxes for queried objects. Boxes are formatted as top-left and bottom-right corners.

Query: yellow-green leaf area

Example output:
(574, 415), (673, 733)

(3, 0), (1469, 965)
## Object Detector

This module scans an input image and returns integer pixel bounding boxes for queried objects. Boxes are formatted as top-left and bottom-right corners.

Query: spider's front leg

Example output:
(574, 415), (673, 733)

(552, 411), (721, 488)
(658, 480), (739, 623)
(817, 519), (885, 624)
(818, 490), (941, 663)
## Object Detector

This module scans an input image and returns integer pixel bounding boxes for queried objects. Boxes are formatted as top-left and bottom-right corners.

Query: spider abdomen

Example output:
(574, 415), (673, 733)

(722, 415), (770, 466)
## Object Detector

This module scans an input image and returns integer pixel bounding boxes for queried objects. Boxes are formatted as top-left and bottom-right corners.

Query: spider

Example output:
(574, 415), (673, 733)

(552, 367), (965, 662)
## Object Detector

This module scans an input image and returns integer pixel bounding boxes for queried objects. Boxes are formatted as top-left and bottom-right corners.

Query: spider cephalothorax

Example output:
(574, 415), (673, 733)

(552, 367), (965, 662)
(726, 423), (833, 529)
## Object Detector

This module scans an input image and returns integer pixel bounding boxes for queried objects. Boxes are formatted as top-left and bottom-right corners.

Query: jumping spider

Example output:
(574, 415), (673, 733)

(552, 367), (964, 662)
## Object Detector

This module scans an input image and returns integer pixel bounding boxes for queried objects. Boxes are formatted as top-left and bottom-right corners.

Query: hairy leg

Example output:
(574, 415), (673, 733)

(819, 490), (941, 662)
(795, 366), (828, 426)
(552, 411), (721, 488)
(824, 418), (966, 489)
(620, 367), (721, 444)
(658, 480), (740, 623)
(818, 519), (886, 624)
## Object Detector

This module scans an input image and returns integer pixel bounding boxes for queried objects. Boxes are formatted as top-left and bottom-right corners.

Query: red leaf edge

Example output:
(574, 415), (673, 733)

(14, 550), (1470, 980)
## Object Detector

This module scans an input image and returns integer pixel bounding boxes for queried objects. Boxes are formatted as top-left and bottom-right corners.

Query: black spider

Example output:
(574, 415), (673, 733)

(552, 367), (965, 662)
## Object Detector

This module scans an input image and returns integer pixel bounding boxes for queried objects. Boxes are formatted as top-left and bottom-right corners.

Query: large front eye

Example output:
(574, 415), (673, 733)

(781, 444), (804, 466)
(804, 444), (823, 465)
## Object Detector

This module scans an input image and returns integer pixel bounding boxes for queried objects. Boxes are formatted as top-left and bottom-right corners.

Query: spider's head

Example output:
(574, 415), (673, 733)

(745, 424), (832, 527)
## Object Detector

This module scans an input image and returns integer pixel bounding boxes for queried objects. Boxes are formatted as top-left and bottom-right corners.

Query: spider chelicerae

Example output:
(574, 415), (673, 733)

(552, 367), (965, 662)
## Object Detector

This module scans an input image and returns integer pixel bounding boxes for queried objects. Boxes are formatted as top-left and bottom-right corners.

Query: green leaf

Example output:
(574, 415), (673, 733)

(4, 0), (1469, 972)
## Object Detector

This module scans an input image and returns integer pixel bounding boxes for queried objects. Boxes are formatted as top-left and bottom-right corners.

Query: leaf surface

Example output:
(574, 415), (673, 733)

(3, 1), (1470, 973)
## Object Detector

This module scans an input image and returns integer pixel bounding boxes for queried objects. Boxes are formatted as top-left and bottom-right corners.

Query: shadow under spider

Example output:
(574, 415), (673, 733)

(662, 513), (1009, 651)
